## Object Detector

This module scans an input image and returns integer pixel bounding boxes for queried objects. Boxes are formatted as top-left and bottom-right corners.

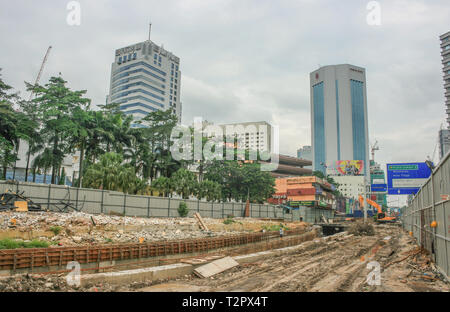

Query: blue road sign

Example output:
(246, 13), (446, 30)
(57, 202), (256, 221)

(371, 184), (387, 192)
(386, 163), (432, 195)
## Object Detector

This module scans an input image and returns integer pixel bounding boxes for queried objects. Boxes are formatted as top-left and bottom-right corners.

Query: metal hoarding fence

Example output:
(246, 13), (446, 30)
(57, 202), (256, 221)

(400, 152), (450, 279)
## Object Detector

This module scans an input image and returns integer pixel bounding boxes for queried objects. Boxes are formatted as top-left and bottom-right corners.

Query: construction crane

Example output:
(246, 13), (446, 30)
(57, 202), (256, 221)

(28, 45), (52, 101)
(370, 140), (379, 162)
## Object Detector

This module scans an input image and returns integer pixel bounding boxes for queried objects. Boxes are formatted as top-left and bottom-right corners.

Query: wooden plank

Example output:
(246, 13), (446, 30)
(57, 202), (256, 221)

(193, 256), (239, 278)
(194, 212), (209, 231)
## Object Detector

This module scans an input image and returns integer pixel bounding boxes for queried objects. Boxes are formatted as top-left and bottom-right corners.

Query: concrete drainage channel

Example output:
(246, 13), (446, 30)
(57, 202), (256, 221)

(80, 229), (320, 287)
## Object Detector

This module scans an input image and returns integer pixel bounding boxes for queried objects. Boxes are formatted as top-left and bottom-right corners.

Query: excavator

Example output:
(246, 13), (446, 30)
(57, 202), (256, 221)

(359, 195), (397, 223)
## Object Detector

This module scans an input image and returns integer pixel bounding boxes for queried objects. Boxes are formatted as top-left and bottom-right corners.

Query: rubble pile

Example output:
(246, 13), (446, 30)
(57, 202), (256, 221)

(0, 211), (300, 247)
(348, 222), (375, 236)
(0, 274), (118, 292)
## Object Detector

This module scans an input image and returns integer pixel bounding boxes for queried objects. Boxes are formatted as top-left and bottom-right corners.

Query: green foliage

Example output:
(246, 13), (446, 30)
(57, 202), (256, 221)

(204, 161), (275, 203)
(177, 201), (189, 217)
(0, 238), (51, 250)
(223, 217), (235, 225)
(262, 224), (290, 232)
(171, 168), (197, 199)
(83, 152), (147, 194)
(49, 226), (62, 235)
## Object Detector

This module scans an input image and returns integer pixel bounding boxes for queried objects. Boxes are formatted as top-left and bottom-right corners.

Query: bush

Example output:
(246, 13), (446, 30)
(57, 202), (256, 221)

(262, 224), (290, 232)
(49, 226), (62, 235)
(178, 201), (189, 217)
(0, 239), (51, 250)
(223, 217), (235, 225)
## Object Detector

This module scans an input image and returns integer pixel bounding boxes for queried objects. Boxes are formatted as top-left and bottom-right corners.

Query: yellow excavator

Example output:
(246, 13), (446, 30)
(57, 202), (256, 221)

(359, 196), (397, 223)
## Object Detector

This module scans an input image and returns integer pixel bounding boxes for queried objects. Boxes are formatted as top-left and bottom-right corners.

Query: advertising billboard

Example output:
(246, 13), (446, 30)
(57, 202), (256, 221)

(327, 160), (364, 176)
(386, 163), (432, 195)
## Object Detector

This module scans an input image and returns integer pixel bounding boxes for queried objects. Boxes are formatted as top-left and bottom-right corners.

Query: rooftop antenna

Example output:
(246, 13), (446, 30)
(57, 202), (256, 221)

(148, 22), (152, 41)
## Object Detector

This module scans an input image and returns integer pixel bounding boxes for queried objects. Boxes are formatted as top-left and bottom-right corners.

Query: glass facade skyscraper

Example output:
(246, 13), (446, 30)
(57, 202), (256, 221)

(107, 38), (181, 126)
(310, 64), (369, 176)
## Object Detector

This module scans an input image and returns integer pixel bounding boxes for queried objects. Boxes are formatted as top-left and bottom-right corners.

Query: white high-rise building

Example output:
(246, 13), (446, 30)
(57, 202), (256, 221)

(441, 31), (450, 129)
(310, 64), (370, 177)
(107, 33), (181, 125)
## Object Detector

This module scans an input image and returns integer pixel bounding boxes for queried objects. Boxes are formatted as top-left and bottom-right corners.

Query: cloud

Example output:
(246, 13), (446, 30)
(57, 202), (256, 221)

(0, 0), (448, 171)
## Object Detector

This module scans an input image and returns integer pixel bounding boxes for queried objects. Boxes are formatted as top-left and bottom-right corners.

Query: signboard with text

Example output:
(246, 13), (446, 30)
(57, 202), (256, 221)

(386, 163), (431, 195)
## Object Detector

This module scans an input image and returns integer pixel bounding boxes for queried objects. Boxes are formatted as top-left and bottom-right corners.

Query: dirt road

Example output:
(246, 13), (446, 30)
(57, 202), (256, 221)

(139, 224), (449, 292)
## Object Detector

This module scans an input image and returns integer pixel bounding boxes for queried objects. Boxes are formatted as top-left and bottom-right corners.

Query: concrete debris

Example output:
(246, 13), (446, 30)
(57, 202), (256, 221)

(0, 211), (305, 247)
(194, 256), (239, 278)
(348, 223), (375, 236)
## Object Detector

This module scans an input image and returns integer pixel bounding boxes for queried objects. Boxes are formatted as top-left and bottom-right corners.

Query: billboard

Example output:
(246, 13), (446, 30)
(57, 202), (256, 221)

(327, 160), (364, 176)
(386, 163), (432, 195)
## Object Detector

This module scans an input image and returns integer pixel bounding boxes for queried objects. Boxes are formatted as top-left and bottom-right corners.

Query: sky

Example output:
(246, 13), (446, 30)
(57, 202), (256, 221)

(1, 0), (448, 206)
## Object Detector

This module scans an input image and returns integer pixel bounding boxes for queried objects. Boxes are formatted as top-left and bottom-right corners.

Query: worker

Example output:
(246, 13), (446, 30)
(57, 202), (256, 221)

(279, 226), (284, 238)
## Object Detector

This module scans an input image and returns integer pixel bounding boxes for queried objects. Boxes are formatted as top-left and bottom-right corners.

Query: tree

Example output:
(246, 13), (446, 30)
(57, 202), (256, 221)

(204, 160), (275, 203)
(170, 168), (198, 199)
(27, 76), (91, 184)
(151, 176), (172, 197)
(0, 69), (20, 179)
(196, 180), (222, 202)
(17, 99), (42, 182)
(83, 152), (143, 194)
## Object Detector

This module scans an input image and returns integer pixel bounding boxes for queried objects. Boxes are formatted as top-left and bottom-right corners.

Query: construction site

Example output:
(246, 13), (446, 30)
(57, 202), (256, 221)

(0, 183), (448, 292)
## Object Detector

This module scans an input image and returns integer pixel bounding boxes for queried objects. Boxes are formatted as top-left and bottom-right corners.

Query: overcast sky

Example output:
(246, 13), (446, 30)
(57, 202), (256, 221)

(1, 0), (448, 204)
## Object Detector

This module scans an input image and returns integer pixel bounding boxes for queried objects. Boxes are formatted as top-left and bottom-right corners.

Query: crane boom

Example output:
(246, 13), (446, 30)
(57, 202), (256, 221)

(29, 45), (52, 101)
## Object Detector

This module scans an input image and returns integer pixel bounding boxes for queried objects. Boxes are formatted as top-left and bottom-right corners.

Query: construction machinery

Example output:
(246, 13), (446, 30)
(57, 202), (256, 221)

(28, 45), (52, 101)
(359, 195), (396, 223)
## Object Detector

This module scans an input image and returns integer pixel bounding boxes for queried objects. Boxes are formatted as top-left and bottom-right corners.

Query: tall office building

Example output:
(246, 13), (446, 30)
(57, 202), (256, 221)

(441, 31), (450, 129)
(439, 129), (450, 159)
(107, 32), (182, 126)
(310, 64), (370, 176)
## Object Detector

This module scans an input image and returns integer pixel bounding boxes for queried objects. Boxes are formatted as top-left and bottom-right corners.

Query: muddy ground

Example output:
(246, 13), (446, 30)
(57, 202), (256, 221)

(0, 223), (448, 292)
(138, 223), (449, 292)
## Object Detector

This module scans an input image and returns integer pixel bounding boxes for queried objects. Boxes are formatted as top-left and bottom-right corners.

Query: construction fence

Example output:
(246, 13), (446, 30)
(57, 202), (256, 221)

(0, 180), (335, 222)
(401, 152), (450, 279)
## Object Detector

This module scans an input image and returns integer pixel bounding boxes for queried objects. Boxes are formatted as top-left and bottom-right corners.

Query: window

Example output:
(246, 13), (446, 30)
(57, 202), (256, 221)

(446, 45), (450, 50)
(171, 70), (174, 76)
(118, 57), (122, 63)
(154, 54), (157, 59)
(176, 65), (178, 71)
(159, 56), (162, 62)
(133, 53), (137, 59)
(128, 54), (132, 61)
(171, 83), (173, 88)
(175, 72), (178, 78)
(170, 89), (173, 94)
(171, 63), (174, 69)
(175, 79), (177, 84)
(171, 77), (173, 82)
